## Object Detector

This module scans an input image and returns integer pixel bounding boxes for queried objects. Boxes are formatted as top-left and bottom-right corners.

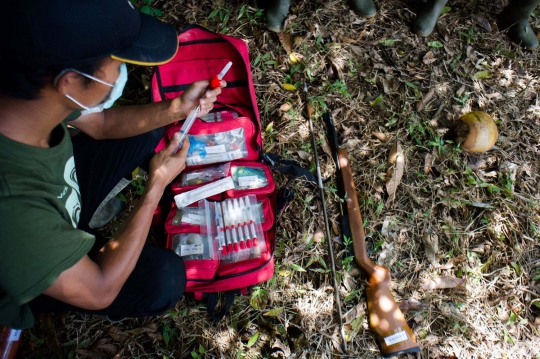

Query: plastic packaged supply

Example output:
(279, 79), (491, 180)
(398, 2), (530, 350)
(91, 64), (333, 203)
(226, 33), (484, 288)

(217, 195), (266, 263)
(171, 233), (214, 260)
(186, 128), (248, 166)
(172, 207), (204, 226)
(199, 110), (239, 123)
(178, 163), (231, 187)
(174, 176), (235, 208)
(231, 166), (268, 189)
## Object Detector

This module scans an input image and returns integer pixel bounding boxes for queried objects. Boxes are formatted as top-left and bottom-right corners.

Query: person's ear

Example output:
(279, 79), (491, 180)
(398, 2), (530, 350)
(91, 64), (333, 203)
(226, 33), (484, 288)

(55, 71), (83, 96)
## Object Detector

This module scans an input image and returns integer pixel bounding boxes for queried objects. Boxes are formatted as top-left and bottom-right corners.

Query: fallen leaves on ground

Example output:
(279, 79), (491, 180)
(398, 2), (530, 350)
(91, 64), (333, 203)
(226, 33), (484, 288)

(385, 142), (405, 206)
(422, 229), (439, 266)
(421, 276), (466, 290)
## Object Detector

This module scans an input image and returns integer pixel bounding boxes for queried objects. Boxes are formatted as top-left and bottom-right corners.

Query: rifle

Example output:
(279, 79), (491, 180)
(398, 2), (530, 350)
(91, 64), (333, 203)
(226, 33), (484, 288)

(302, 83), (347, 351)
(323, 112), (420, 358)
(0, 327), (22, 359)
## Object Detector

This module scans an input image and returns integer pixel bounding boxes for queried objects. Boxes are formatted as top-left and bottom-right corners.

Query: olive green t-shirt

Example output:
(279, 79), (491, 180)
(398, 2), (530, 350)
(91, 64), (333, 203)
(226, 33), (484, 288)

(0, 122), (95, 329)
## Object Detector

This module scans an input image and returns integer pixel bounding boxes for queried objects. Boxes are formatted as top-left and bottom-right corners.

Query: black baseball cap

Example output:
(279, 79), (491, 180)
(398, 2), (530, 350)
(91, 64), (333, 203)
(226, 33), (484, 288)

(0, 0), (178, 67)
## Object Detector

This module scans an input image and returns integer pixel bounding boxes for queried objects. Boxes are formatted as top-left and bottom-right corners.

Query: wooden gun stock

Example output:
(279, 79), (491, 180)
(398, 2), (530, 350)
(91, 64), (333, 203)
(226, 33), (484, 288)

(0, 327), (21, 359)
(338, 149), (420, 358)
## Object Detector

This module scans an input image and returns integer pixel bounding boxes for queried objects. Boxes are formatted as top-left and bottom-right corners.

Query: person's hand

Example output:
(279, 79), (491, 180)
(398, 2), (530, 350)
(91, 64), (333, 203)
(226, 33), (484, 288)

(148, 133), (190, 189)
(170, 79), (227, 120)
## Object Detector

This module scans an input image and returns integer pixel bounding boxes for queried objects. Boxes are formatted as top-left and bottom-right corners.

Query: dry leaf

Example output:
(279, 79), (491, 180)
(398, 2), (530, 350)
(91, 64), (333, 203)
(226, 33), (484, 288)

(76, 349), (107, 359)
(107, 328), (130, 343)
(146, 332), (163, 341)
(421, 276), (466, 290)
(344, 138), (362, 149)
(399, 298), (429, 314)
(314, 227), (325, 242)
(422, 229), (439, 266)
(474, 15), (492, 33)
(486, 92), (503, 99)
(424, 153), (433, 174)
(280, 102), (292, 112)
(423, 51), (436, 65)
(298, 122), (310, 139)
(306, 22), (324, 39)
(385, 142), (405, 205)
(440, 254), (466, 270)
(342, 124), (354, 136)
(321, 140), (333, 158)
(372, 131), (387, 141)
(343, 303), (365, 324)
(272, 339), (292, 357)
(277, 32), (294, 53)
(95, 344), (118, 356)
(343, 270), (357, 292)
(416, 87), (436, 112)
(329, 57), (345, 80)
(297, 150), (310, 160)
(377, 242), (396, 267)
(382, 77), (396, 94)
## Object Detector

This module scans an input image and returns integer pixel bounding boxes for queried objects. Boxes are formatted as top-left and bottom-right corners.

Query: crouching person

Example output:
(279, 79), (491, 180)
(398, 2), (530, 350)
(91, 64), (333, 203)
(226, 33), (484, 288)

(0, 0), (225, 329)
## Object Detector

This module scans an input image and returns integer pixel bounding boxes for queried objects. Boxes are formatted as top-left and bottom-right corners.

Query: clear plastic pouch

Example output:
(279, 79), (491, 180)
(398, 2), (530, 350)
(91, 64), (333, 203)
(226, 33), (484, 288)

(199, 110), (239, 123)
(231, 166), (268, 190)
(171, 233), (214, 260)
(172, 206), (204, 226)
(171, 201), (218, 261)
(186, 128), (248, 166)
(212, 195), (266, 263)
(178, 163), (231, 187)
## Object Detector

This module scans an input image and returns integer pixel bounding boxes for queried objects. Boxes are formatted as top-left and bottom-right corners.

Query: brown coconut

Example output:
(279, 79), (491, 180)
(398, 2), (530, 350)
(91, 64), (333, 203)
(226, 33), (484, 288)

(452, 111), (498, 153)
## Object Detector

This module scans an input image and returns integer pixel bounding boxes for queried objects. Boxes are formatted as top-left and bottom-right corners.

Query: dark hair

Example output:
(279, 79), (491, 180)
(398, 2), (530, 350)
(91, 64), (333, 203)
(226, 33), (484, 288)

(0, 56), (107, 100)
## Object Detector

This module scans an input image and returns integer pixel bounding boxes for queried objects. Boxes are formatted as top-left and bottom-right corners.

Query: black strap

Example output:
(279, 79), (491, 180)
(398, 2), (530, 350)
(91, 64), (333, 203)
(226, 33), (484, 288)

(206, 290), (238, 321)
(262, 152), (318, 183)
(154, 67), (166, 103)
(261, 151), (324, 218)
(276, 187), (294, 217)
(162, 80), (248, 94)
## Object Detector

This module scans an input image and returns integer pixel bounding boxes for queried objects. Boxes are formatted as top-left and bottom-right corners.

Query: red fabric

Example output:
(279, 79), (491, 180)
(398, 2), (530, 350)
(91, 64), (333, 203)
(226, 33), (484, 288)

(153, 26), (275, 301)
(152, 25), (262, 153)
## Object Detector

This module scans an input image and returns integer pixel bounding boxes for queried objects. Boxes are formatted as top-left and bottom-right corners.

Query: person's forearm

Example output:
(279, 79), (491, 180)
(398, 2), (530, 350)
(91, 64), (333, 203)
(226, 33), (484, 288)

(93, 178), (166, 300)
(100, 99), (184, 139)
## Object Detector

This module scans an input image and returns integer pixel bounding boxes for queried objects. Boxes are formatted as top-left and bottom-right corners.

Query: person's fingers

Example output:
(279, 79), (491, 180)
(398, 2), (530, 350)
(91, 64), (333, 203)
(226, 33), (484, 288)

(205, 86), (222, 98)
(195, 79), (210, 89)
(165, 132), (181, 155)
(220, 80), (227, 88)
(199, 102), (214, 114)
(200, 96), (217, 107)
(174, 137), (190, 159)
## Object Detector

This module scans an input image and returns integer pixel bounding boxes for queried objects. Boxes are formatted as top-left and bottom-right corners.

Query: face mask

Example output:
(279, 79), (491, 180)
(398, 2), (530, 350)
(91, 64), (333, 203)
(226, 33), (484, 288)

(55, 63), (128, 115)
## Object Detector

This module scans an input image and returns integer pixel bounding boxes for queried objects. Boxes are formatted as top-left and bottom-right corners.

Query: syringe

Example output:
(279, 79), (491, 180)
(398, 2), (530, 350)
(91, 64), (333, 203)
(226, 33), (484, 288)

(175, 61), (233, 152)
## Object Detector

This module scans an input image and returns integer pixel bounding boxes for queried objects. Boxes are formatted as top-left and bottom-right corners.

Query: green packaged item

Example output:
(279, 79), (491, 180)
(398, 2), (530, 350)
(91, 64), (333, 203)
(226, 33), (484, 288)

(231, 166), (268, 189)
